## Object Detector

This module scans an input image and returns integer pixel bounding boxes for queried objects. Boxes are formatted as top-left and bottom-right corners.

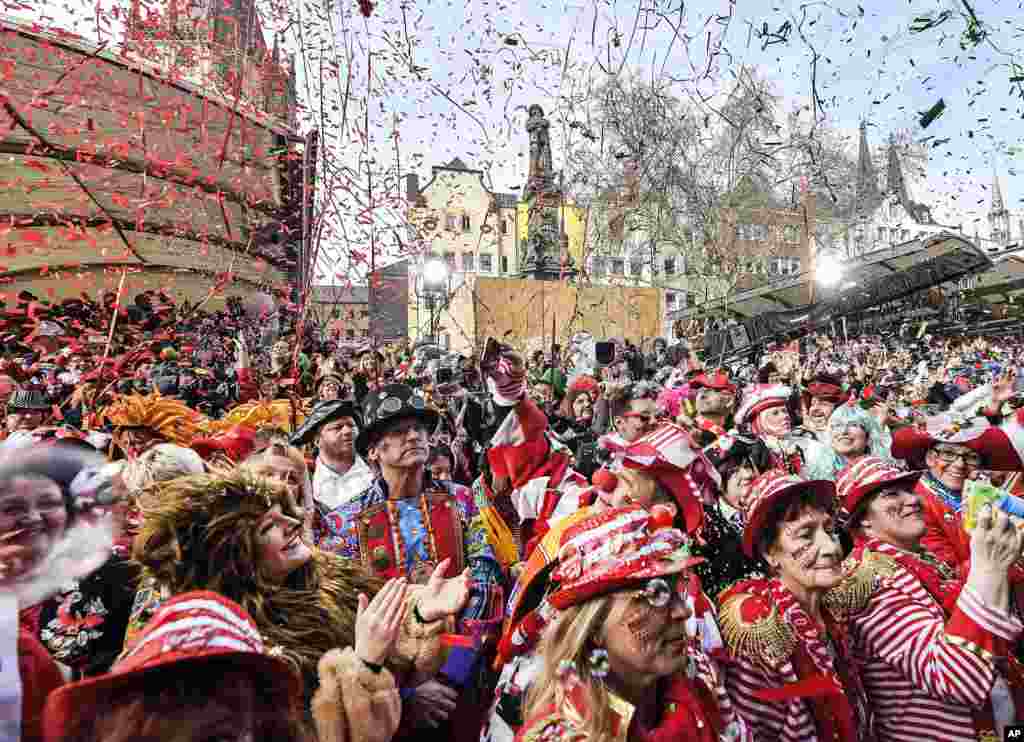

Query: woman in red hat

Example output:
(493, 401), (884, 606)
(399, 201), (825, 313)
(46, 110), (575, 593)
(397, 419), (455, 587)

(834, 456), (1024, 742)
(45, 590), (309, 742)
(517, 505), (749, 742)
(718, 469), (872, 742)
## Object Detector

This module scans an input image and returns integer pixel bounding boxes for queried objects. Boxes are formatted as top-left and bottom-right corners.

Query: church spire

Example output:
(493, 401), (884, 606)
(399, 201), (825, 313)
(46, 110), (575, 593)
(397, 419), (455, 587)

(989, 165), (1010, 245)
(855, 120), (879, 210)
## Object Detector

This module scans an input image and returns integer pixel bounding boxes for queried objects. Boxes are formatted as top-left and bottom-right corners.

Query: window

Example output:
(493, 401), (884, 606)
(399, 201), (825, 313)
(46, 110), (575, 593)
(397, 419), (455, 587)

(500, 219), (508, 235)
(666, 292), (677, 308)
(629, 259), (643, 276)
(442, 334), (450, 349)
(445, 215), (458, 231)
(610, 258), (625, 275)
(783, 225), (799, 243)
(443, 252), (455, 271)
(664, 257), (676, 276)
(479, 253), (493, 272)
(500, 255), (509, 274)
(877, 227), (886, 241)
(592, 257), (606, 276)
(462, 252), (475, 271)
(901, 229), (909, 241)
(790, 256), (802, 273)
(461, 214), (471, 232)
(889, 202), (899, 219)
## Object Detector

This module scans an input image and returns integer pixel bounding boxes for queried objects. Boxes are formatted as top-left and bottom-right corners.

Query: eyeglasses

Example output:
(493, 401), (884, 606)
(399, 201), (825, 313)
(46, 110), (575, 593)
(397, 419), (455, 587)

(634, 575), (687, 609)
(932, 448), (981, 467)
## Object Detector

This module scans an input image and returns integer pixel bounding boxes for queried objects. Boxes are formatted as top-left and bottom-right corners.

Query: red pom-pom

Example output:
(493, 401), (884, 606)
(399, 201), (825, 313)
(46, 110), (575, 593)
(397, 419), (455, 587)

(591, 469), (618, 493)
(648, 503), (675, 531)
(738, 594), (771, 623)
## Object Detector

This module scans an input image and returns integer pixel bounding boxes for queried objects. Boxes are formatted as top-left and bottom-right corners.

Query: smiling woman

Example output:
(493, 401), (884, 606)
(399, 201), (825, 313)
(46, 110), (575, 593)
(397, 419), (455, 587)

(131, 467), (471, 730)
(718, 470), (872, 742)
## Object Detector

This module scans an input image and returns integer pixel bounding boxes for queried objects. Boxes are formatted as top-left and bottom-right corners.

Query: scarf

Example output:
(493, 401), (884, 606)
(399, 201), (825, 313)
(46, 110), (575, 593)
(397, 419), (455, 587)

(918, 471), (962, 513)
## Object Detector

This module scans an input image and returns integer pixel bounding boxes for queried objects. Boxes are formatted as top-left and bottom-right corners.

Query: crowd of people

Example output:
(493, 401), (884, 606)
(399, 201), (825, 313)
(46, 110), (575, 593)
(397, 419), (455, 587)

(2, 286), (1024, 741)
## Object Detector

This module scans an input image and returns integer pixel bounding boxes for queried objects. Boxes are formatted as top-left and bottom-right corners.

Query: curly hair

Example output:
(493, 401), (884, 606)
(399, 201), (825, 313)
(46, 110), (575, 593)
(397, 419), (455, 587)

(133, 469), (383, 693)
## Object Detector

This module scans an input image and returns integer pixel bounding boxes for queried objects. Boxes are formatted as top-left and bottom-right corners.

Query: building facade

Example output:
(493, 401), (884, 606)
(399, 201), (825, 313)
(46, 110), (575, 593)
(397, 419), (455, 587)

(404, 159), (521, 350)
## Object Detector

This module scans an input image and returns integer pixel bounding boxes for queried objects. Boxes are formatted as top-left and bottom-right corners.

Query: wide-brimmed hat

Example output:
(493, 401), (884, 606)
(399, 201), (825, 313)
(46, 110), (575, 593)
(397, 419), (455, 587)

(691, 370), (737, 395)
(43, 590), (301, 741)
(802, 373), (847, 404)
(734, 384), (791, 427)
(548, 504), (703, 610)
(7, 388), (50, 411)
(835, 456), (923, 526)
(355, 384), (438, 457)
(891, 413), (1024, 471)
(290, 398), (361, 447)
(742, 469), (836, 558)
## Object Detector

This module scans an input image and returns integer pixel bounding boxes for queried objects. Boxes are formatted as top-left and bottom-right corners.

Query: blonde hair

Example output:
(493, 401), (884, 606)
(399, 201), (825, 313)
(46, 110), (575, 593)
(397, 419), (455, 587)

(524, 596), (620, 742)
(122, 444), (206, 494)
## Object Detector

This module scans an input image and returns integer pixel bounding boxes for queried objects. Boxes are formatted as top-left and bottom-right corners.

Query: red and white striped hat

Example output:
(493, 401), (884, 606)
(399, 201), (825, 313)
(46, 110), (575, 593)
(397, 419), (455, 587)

(742, 469), (836, 558)
(735, 384), (792, 427)
(618, 422), (715, 533)
(548, 504), (703, 609)
(44, 591), (301, 740)
(835, 456), (923, 524)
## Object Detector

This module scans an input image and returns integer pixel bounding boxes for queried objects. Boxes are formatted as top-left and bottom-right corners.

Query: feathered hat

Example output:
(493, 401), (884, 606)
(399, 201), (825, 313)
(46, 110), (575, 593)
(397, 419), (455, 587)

(101, 392), (208, 446)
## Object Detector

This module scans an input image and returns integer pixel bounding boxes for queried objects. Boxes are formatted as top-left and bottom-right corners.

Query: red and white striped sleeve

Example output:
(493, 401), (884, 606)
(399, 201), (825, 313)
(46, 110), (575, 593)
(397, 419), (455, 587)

(722, 655), (816, 742)
(851, 569), (1020, 708)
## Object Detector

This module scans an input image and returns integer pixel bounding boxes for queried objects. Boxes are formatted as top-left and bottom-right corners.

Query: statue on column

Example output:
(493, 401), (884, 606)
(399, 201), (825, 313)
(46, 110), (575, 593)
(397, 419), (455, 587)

(526, 104), (554, 193)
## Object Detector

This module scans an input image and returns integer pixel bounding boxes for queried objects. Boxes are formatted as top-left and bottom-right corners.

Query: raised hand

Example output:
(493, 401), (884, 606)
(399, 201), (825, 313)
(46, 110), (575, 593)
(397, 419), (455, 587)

(354, 577), (408, 666)
(966, 505), (1023, 613)
(417, 558), (470, 622)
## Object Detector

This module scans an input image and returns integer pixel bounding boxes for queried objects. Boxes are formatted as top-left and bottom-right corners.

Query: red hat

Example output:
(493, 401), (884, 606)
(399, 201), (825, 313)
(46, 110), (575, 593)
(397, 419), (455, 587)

(804, 379), (846, 404)
(691, 370), (737, 395)
(891, 414), (1024, 471)
(617, 423), (712, 534)
(835, 456), (923, 525)
(191, 425), (258, 463)
(43, 591), (301, 741)
(548, 504), (703, 610)
(735, 384), (791, 428)
(742, 469), (836, 558)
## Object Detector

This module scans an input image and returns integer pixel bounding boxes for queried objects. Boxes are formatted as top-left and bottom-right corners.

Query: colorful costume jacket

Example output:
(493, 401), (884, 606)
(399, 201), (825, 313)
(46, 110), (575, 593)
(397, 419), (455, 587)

(718, 577), (873, 742)
(915, 472), (970, 577)
(515, 656), (750, 742)
(313, 475), (504, 634)
(845, 540), (1024, 742)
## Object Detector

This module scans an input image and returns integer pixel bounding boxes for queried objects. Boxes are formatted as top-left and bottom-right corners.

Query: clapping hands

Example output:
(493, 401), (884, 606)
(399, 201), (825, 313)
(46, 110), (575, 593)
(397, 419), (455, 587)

(416, 558), (471, 622)
(354, 577), (409, 666)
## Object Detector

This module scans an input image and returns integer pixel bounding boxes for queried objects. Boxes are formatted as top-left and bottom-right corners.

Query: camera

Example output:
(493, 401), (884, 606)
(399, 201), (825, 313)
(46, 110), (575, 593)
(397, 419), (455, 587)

(436, 367), (454, 385)
(595, 341), (615, 365)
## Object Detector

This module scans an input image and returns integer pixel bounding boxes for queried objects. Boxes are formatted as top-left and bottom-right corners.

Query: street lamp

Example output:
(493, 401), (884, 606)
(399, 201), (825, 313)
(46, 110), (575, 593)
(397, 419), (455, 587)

(420, 258), (449, 343)
(815, 251), (843, 289)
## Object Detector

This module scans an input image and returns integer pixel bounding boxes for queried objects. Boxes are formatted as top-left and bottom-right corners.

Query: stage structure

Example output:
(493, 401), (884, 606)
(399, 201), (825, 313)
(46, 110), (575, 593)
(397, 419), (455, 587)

(0, 15), (311, 309)
(667, 233), (996, 358)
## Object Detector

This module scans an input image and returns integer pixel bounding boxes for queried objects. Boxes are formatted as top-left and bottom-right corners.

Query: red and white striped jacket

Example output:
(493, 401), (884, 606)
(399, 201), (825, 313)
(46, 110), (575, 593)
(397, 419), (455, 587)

(718, 578), (872, 742)
(846, 539), (1024, 742)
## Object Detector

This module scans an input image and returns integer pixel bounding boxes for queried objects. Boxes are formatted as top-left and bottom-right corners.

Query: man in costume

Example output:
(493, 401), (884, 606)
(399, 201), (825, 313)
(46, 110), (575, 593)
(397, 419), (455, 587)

(835, 456), (1024, 742)
(317, 383), (504, 738)
(689, 370), (737, 446)
(100, 392), (206, 459)
(799, 372), (846, 441)
(289, 397), (375, 517)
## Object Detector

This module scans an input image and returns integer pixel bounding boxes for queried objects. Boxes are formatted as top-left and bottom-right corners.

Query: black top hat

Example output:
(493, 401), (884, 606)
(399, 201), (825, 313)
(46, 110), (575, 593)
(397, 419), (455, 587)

(703, 433), (771, 475)
(355, 384), (439, 457)
(289, 398), (361, 447)
(8, 388), (51, 411)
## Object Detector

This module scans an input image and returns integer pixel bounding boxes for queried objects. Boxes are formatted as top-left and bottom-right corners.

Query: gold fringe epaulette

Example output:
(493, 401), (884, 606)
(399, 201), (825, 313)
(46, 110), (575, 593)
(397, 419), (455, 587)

(823, 549), (900, 620)
(718, 592), (796, 669)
